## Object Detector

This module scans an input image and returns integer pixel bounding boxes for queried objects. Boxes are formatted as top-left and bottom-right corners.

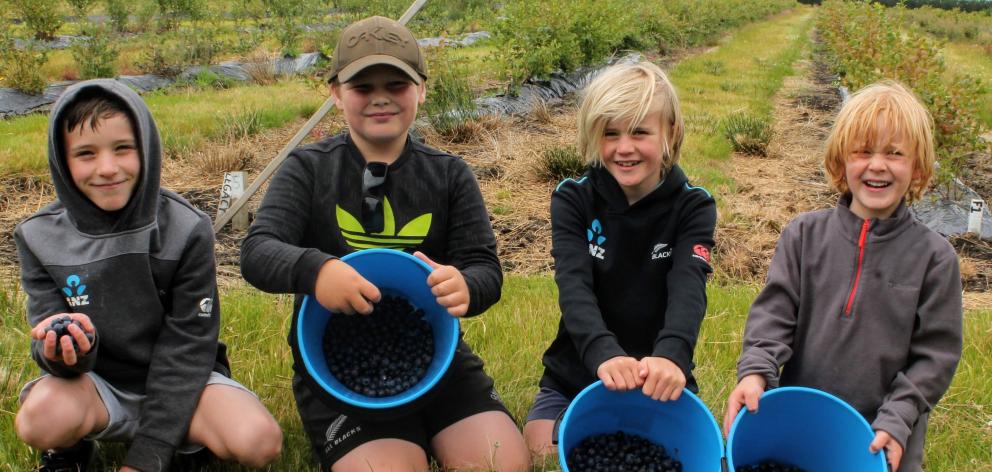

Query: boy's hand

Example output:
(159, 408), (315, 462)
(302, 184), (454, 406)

(314, 259), (381, 315)
(30, 313), (96, 366)
(413, 252), (470, 317)
(723, 374), (766, 436)
(870, 430), (903, 471)
(638, 356), (686, 401)
(596, 356), (642, 391)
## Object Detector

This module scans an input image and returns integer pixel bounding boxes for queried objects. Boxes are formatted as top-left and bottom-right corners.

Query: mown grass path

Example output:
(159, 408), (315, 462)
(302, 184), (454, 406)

(941, 42), (992, 129)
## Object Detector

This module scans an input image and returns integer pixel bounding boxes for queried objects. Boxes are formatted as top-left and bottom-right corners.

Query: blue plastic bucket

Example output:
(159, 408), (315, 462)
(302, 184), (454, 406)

(558, 381), (724, 471)
(295, 249), (459, 412)
(727, 386), (887, 471)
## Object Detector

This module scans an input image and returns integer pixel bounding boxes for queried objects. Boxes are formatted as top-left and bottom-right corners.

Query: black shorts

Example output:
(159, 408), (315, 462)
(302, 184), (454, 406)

(294, 340), (513, 469)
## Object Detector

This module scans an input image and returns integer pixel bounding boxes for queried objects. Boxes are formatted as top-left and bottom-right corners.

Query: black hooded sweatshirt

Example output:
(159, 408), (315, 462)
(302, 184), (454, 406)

(14, 79), (228, 472)
(538, 164), (716, 398)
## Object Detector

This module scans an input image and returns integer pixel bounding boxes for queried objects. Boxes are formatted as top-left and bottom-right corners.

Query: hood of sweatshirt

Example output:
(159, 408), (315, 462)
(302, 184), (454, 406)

(47, 79), (162, 235)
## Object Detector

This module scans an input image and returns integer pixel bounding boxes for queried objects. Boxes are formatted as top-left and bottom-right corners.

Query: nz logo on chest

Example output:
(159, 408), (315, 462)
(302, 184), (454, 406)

(587, 219), (607, 260)
(62, 274), (89, 307)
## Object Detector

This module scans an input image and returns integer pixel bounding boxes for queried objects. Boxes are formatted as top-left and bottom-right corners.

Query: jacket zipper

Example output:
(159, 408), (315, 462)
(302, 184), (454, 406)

(844, 219), (870, 317)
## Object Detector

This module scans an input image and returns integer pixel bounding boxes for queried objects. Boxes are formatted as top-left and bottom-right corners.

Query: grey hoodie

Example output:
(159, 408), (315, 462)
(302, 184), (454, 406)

(14, 79), (228, 472)
(737, 195), (962, 471)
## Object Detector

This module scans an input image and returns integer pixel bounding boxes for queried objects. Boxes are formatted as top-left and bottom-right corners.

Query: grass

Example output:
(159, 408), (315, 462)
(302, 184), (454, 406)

(941, 41), (992, 129)
(2, 276), (990, 470)
(0, 79), (323, 178)
(670, 7), (813, 199)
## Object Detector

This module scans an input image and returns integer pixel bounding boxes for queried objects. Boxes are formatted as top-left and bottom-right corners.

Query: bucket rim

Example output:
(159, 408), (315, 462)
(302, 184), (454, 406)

(296, 248), (459, 410)
(726, 386), (886, 470)
(557, 380), (723, 469)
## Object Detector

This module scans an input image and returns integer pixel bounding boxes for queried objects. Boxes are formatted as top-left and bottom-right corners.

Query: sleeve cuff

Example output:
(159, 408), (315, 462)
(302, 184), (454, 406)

(296, 249), (335, 295)
(582, 336), (627, 376)
(652, 337), (693, 377)
(125, 434), (175, 472)
(871, 401), (917, 449)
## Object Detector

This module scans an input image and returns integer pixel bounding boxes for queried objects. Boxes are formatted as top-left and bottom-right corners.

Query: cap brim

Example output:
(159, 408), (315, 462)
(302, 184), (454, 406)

(336, 55), (423, 84)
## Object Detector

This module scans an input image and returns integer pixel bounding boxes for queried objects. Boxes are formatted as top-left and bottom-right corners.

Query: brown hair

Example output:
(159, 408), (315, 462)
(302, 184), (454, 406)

(823, 80), (935, 202)
(61, 93), (130, 135)
(577, 61), (684, 171)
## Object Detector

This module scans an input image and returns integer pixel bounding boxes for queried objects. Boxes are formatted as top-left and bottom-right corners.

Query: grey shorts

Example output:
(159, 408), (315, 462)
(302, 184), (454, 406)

(20, 371), (252, 452)
(525, 387), (572, 422)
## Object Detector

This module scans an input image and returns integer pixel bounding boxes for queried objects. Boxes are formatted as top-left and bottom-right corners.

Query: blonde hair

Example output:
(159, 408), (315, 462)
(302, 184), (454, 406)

(823, 80), (935, 202)
(577, 62), (684, 171)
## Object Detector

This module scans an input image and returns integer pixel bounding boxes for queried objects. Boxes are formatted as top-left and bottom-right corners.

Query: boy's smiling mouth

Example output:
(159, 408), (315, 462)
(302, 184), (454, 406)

(863, 180), (891, 189)
(614, 160), (641, 168)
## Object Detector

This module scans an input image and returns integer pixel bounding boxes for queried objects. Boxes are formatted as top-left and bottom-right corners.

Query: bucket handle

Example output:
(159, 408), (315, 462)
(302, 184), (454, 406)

(550, 409), (567, 446)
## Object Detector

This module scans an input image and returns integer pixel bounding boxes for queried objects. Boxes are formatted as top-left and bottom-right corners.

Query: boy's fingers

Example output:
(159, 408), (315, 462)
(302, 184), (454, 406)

(358, 279), (381, 304)
(744, 389), (761, 412)
(350, 292), (374, 315)
(71, 314), (95, 332)
(68, 324), (92, 353)
(869, 432), (887, 453)
(413, 251), (441, 269)
(669, 386), (683, 402)
(43, 331), (57, 359)
(60, 336), (77, 365)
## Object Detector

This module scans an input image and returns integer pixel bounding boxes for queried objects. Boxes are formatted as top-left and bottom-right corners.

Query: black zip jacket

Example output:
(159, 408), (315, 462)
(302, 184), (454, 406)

(539, 164), (716, 398)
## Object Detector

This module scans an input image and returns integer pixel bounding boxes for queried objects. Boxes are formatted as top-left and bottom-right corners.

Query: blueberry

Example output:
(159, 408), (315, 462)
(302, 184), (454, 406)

(322, 295), (435, 397)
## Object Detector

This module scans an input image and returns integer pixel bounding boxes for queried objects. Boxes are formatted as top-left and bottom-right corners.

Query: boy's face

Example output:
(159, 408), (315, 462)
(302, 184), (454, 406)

(845, 120), (918, 220)
(331, 65), (426, 153)
(64, 112), (140, 212)
(600, 111), (671, 203)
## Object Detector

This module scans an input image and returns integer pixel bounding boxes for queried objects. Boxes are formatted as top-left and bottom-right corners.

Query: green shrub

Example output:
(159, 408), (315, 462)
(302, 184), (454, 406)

(0, 33), (49, 95)
(156, 0), (203, 31)
(422, 47), (478, 140)
(180, 26), (223, 65)
(136, 32), (187, 76)
(105, 0), (132, 32)
(722, 111), (771, 156)
(71, 25), (118, 79)
(10, 0), (63, 40)
(66, 0), (97, 19)
(538, 146), (587, 182)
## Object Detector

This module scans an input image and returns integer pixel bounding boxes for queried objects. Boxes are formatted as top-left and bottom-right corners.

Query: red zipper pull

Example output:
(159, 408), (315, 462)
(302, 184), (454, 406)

(844, 219), (870, 317)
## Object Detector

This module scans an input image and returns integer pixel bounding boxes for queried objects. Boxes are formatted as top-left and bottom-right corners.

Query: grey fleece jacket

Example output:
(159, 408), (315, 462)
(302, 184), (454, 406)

(737, 195), (962, 471)
(14, 79), (228, 472)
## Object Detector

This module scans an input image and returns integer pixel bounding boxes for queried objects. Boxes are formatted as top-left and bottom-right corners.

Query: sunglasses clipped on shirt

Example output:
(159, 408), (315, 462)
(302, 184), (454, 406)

(362, 162), (388, 233)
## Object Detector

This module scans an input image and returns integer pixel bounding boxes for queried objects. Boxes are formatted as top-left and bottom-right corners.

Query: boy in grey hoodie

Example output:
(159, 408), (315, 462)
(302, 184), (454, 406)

(724, 81), (962, 472)
(13, 79), (282, 472)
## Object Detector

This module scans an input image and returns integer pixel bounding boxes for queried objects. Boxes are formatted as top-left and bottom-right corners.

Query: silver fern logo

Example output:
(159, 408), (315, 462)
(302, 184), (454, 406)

(325, 415), (348, 442)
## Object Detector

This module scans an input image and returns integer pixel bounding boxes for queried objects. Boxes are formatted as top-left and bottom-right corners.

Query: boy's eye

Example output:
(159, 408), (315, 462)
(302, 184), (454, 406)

(387, 82), (411, 91)
(603, 130), (619, 138)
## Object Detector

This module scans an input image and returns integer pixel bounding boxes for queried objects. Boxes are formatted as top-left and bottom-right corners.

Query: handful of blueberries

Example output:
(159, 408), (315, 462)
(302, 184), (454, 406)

(322, 295), (435, 398)
(736, 461), (805, 472)
(45, 315), (94, 356)
(566, 430), (683, 472)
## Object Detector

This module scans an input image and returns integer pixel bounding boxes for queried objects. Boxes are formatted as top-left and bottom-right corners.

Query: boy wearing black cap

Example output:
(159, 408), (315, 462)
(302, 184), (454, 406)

(240, 16), (530, 472)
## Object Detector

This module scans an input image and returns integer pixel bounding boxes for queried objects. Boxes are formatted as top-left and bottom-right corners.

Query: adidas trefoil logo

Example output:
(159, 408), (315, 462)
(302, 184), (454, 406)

(62, 274), (89, 307)
(587, 218), (606, 260)
(336, 197), (432, 250)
